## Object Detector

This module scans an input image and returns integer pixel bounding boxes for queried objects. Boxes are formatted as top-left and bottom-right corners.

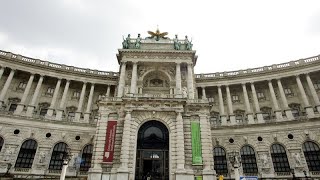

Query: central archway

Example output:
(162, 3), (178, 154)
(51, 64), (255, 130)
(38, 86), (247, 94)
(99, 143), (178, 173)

(135, 120), (169, 180)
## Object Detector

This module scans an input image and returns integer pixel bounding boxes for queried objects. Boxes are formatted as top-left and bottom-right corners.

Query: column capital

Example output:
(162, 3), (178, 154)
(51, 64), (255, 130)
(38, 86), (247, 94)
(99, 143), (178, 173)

(56, 77), (62, 80)
(176, 62), (181, 65)
(249, 81), (255, 84)
(65, 79), (71, 83)
(267, 79), (272, 83)
(82, 81), (88, 85)
(90, 83), (95, 86)
(201, 86), (206, 89)
(295, 74), (301, 78)
(241, 82), (246, 86)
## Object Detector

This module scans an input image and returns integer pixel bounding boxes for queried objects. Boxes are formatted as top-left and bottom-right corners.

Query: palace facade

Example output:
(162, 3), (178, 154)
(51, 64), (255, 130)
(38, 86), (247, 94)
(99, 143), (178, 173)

(0, 32), (319, 180)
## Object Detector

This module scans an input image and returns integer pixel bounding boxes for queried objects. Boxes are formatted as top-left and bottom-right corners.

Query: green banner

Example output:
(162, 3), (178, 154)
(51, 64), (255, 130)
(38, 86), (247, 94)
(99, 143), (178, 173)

(191, 121), (202, 165)
(194, 176), (203, 180)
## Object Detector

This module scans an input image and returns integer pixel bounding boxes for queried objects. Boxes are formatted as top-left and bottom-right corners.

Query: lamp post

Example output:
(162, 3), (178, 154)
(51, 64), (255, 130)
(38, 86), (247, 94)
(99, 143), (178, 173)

(228, 151), (241, 180)
(60, 148), (72, 180)
(3, 163), (13, 177)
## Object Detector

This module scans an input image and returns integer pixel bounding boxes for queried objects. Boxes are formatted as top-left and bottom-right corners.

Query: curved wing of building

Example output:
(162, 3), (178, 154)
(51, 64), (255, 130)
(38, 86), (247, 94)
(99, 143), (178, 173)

(0, 33), (319, 180)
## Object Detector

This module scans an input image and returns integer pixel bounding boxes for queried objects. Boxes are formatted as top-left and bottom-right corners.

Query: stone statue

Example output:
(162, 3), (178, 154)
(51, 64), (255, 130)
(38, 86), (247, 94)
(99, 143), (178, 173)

(184, 35), (193, 50)
(182, 87), (188, 98)
(173, 35), (181, 50)
(122, 34), (131, 49)
(147, 27), (168, 41)
(135, 34), (142, 49)
(260, 154), (269, 167)
(4, 147), (13, 161)
(39, 151), (46, 163)
(292, 152), (302, 166)
(69, 153), (79, 167)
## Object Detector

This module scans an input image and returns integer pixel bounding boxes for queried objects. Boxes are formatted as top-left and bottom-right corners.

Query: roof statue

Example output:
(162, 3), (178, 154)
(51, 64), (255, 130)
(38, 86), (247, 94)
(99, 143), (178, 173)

(147, 26), (168, 41)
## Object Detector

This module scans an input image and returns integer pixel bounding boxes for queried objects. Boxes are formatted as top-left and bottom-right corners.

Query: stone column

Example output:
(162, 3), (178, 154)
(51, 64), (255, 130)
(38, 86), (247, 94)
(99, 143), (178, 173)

(226, 85), (236, 125)
(277, 78), (294, 120)
(88, 112), (109, 180)
(202, 87), (207, 100)
(56, 80), (70, 120)
(296, 75), (315, 118)
(75, 82), (87, 121)
(242, 83), (254, 124)
(117, 62), (126, 97)
(46, 78), (62, 117)
(175, 63), (182, 97)
(199, 114), (215, 179)
(0, 67), (4, 80)
(0, 69), (15, 106)
(84, 83), (95, 122)
(130, 62), (138, 94)
(306, 73), (320, 113)
(117, 111), (132, 179)
(106, 85), (110, 97)
(187, 63), (194, 99)
(267, 80), (283, 120)
(175, 111), (186, 171)
(250, 82), (264, 123)
(218, 86), (227, 125)
(26, 75), (44, 116)
(14, 73), (35, 115)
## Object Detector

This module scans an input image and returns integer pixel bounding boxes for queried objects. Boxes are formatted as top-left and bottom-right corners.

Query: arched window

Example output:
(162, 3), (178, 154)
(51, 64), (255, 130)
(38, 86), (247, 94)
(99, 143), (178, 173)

(49, 142), (69, 170)
(80, 144), (93, 172)
(271, 144), (290, 172)
(15, 139), (38, 168)
(240, 145), (258, 174)
(213, 147), (228, 176)
(0, 137), (3, 152)
(303, 141), (320, 171)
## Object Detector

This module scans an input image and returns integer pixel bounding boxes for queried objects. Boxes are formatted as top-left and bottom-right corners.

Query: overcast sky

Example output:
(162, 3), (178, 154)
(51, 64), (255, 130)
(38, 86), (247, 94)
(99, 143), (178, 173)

(0, 0), (319, 74)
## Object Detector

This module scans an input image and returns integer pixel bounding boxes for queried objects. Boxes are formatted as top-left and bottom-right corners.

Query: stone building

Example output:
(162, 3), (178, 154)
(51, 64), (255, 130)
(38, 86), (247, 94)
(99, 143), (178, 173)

(0, 31), (319, 180)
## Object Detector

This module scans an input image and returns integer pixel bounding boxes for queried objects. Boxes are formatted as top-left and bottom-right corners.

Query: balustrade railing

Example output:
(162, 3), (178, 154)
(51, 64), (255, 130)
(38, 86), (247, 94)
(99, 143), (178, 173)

(195, 55), (320, 79)
(0, 50), (118, 78)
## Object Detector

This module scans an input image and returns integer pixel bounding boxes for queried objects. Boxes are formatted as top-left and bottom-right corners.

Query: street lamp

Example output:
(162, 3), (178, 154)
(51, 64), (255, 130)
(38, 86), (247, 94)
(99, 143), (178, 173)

(60, 147), (72, 180)
(290, 168), (296, 180)
(3, 163), (13, 177)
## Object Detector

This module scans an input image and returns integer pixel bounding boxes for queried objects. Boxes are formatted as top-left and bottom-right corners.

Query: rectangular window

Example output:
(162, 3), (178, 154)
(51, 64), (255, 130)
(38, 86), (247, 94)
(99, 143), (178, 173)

(68, 112), (75, 120)
(8, 103), (17, 112)
(46, 87), (55, 96)
(284, 88), (294, 97)
(232, 95), (239, 103)
(257, 92), (266, 101)
(73, 91), (80, 98)
(314, 83), (320, 91)
(17, 82), (27, 90)
(208, 97), (215, 103)
(40, 108), (48, 116)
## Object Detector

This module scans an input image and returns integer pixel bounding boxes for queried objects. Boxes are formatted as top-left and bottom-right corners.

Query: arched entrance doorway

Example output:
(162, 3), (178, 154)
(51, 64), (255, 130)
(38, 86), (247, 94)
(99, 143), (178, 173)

(135, 120), (169, 180)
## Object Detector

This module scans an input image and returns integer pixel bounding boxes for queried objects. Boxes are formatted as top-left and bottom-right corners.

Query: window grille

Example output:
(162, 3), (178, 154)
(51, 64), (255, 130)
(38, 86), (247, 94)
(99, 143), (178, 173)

(40, 108), (48, 116)
(271, 144), (290, 172)
(303, 141), (320, 171)
(213, 147), (228, 176)
(284, 88), (294, 97)
(15, 139), (38, 168)
(240, 145), (258, 174)
(49, 142), (69, 170)
(80, 144), (93, 172)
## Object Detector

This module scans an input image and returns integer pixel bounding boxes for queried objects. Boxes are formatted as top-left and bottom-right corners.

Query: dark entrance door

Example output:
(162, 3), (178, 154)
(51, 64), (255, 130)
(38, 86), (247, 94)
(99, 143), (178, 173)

(135, 121), (169, 180)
